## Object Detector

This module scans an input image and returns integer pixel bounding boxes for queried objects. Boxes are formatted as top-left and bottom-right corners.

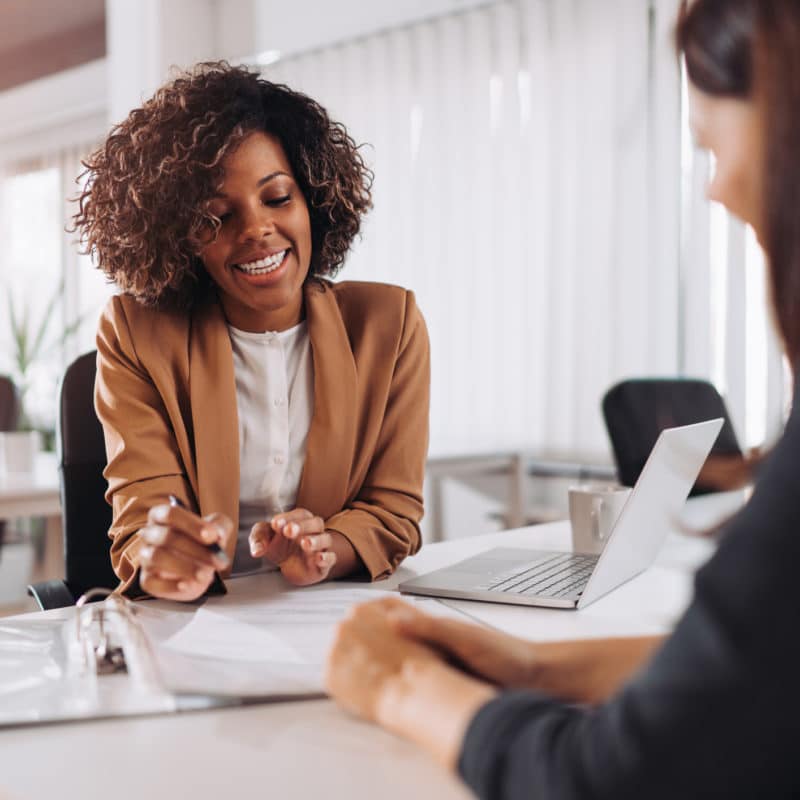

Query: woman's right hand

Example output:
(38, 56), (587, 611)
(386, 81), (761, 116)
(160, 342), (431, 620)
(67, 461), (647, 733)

(137, 503), (233, 601)
(392, 601), (664, 703)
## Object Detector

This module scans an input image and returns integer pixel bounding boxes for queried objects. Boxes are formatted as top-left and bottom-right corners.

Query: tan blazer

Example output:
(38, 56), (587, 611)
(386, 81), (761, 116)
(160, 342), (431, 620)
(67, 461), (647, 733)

(95, 280), (430, 594)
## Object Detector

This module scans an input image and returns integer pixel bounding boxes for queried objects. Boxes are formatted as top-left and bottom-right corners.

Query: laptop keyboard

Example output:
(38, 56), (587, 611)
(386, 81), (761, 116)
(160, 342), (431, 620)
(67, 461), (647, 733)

(477, 553), (598, 599)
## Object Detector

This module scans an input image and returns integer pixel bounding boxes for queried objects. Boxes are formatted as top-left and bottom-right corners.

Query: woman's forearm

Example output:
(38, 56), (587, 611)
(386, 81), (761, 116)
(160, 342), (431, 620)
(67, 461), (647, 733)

(373, 636), (664, 769)
(528, 635), (664, 703)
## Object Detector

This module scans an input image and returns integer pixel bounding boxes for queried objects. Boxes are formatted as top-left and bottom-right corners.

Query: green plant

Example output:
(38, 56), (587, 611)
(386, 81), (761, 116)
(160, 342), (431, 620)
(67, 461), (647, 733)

(4, 281), (85, 435)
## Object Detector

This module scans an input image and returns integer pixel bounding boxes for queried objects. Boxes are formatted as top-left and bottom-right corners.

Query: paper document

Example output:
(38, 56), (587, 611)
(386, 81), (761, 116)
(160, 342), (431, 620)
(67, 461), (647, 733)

(161, 608), (304, 664)
(138, 584), (464, 698)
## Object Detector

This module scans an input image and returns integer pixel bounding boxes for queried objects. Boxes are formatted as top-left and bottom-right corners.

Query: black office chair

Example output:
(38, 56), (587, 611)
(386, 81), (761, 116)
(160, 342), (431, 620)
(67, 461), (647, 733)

(602, 378), (743, 497)
(0, 375), (22, 557)
(28, 351), (117, 609)
(0, 375), (21, 432)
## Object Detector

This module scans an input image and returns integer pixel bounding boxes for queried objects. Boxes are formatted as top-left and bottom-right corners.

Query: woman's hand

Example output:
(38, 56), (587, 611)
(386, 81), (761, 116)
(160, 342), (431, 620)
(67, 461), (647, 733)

(250, 508), (359, 586)
(387, 600), (539, 687)
(696, 447), (763, 491)
(325, 597), (497, 768)
(138, 504), (233, 601)
(361, 598), (664, 704)
(325, 597), (440, 720)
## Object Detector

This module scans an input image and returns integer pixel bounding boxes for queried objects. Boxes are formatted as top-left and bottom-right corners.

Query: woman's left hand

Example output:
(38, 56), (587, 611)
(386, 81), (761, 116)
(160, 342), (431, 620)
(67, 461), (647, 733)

(325, 598), (442, 720)
(250, 508), (339, 586)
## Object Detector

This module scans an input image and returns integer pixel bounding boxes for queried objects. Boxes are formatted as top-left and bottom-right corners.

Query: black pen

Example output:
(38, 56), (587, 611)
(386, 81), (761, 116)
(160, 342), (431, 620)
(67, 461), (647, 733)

(168, 494), (230, 568)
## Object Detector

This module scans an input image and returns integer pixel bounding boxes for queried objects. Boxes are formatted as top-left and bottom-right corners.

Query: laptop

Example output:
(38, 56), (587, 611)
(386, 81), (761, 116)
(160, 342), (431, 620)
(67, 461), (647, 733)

(400, 418), (723, 609)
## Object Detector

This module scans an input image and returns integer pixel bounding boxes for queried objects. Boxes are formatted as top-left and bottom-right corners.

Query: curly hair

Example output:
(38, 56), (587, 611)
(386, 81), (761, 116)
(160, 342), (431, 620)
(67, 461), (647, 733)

(73, 62), (373, 309)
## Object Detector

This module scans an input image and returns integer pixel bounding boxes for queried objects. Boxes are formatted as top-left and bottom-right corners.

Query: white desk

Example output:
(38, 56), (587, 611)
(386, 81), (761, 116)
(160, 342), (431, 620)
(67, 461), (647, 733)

(0, 453), (60, 520)
(0, 493), (740, 800)
(0, 453), (63, 601)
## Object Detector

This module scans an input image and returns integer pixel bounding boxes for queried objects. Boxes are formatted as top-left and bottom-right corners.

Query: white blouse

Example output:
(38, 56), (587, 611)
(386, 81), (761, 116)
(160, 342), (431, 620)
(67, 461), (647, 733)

(227, 320), (315, 575)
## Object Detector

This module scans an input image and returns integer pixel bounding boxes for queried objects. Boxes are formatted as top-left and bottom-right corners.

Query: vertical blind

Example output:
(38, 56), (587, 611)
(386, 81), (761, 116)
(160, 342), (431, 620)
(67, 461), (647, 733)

(265, 0), (786, 458)
(265, 0), (686, 458)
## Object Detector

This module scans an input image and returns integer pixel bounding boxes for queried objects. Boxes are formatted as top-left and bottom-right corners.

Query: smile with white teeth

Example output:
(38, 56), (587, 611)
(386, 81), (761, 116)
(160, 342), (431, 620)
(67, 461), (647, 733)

(234, 249), (288, 275)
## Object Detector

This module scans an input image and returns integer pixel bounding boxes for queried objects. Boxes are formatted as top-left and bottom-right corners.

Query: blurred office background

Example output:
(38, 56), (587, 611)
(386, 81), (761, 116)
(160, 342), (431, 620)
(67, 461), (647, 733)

(0, 0), (788, 608)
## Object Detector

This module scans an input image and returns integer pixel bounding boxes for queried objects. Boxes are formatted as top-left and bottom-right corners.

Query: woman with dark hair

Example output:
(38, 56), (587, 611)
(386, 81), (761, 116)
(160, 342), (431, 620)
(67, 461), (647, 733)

(75, 62), (429, 601)
(325, 1), (800, 796)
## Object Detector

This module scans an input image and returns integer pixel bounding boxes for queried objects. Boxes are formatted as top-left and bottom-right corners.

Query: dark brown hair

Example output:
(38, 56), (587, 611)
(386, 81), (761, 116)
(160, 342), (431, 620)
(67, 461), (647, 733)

(73, 62), (373, 309)
(677, 0), (800, 367)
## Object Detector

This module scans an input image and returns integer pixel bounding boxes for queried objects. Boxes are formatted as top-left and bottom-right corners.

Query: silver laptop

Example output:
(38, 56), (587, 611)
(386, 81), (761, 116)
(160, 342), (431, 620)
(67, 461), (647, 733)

(401, 418), (723, 609)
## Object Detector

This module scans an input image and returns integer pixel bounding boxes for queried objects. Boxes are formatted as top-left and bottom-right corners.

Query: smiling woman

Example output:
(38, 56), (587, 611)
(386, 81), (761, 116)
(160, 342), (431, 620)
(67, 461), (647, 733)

(200, 131), (314, 333)
(72, 62), (430, 602)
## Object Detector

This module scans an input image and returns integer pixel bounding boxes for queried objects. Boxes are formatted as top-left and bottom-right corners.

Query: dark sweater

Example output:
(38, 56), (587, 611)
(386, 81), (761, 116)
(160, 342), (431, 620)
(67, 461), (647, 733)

(459, 394), (800, 799)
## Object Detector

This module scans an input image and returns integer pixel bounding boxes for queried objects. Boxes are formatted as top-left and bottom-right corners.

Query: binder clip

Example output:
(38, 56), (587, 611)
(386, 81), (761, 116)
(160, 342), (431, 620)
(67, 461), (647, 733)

(74, 588), (135, 675)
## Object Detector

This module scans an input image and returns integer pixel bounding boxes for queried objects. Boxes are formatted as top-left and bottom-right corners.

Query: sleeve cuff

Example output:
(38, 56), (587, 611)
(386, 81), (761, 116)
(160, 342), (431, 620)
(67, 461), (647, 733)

(326, 524), (392, 581)
(458, 690), (568, 799)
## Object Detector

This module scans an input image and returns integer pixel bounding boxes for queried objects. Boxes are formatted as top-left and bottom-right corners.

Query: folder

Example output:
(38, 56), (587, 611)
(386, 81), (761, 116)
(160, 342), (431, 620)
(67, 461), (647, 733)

(2, 581), (463, 729)
(0, 587), (324, 729)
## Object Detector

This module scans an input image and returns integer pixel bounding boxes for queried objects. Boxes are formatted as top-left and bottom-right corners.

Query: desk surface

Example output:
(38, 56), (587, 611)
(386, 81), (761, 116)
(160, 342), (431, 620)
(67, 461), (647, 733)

(0, 452), (60, 520)
(0, 492), (741, 800)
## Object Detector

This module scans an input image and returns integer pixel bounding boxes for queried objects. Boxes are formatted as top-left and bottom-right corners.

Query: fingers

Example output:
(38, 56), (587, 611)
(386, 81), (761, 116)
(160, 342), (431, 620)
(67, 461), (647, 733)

(351, 599), (479, 660)
(140, 524), (225, 570)
(392, 609), (484, 655)
(139, 544), (215, 584)
(138, 504), (233, 602)
(148, 504), (224, 546)
(247, 508), (336, 586)
(139, 537), (216, 601)
(249, 513), (328, 558)
(279, 547), (338, 587)
(287, 549), (337, 585)
(249, 521), (278, 558)
(139, 570), (208, 602)
(275, 512), (325, 541)
(344, 596), (408, 620)
(298, 531), (333, 553)
(271, 508), (315, 530)
(311, 549), (337, 576)
(204, 512), (235, 546)
(138, 539), (218, 600)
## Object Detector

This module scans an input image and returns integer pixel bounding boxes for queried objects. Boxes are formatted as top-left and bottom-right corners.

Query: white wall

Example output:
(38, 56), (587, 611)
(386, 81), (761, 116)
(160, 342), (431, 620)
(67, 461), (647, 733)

(0, 59), (106, 163)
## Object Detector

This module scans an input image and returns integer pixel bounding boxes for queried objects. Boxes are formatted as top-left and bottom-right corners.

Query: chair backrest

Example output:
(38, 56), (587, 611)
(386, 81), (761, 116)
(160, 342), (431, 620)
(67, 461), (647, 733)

(0, 375), (21, 432)
(58, 351), (117, 596)
(602, 378), (742, 496)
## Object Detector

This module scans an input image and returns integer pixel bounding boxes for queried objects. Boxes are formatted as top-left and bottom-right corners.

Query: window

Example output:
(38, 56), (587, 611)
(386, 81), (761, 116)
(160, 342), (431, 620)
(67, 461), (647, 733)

(0, 146), (110, 433)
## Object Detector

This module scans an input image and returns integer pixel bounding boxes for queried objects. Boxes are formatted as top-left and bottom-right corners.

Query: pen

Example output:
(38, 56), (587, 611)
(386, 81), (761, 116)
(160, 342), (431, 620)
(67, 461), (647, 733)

(168, 494), (230, 568)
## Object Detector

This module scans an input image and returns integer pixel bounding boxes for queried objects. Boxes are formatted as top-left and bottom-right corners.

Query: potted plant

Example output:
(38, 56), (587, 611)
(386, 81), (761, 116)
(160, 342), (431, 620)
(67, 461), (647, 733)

(1, 282), (84, 472)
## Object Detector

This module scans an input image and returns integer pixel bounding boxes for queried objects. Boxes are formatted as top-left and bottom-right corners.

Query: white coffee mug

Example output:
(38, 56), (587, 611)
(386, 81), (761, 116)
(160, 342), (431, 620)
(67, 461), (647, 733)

(568, 484), (632, 555)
